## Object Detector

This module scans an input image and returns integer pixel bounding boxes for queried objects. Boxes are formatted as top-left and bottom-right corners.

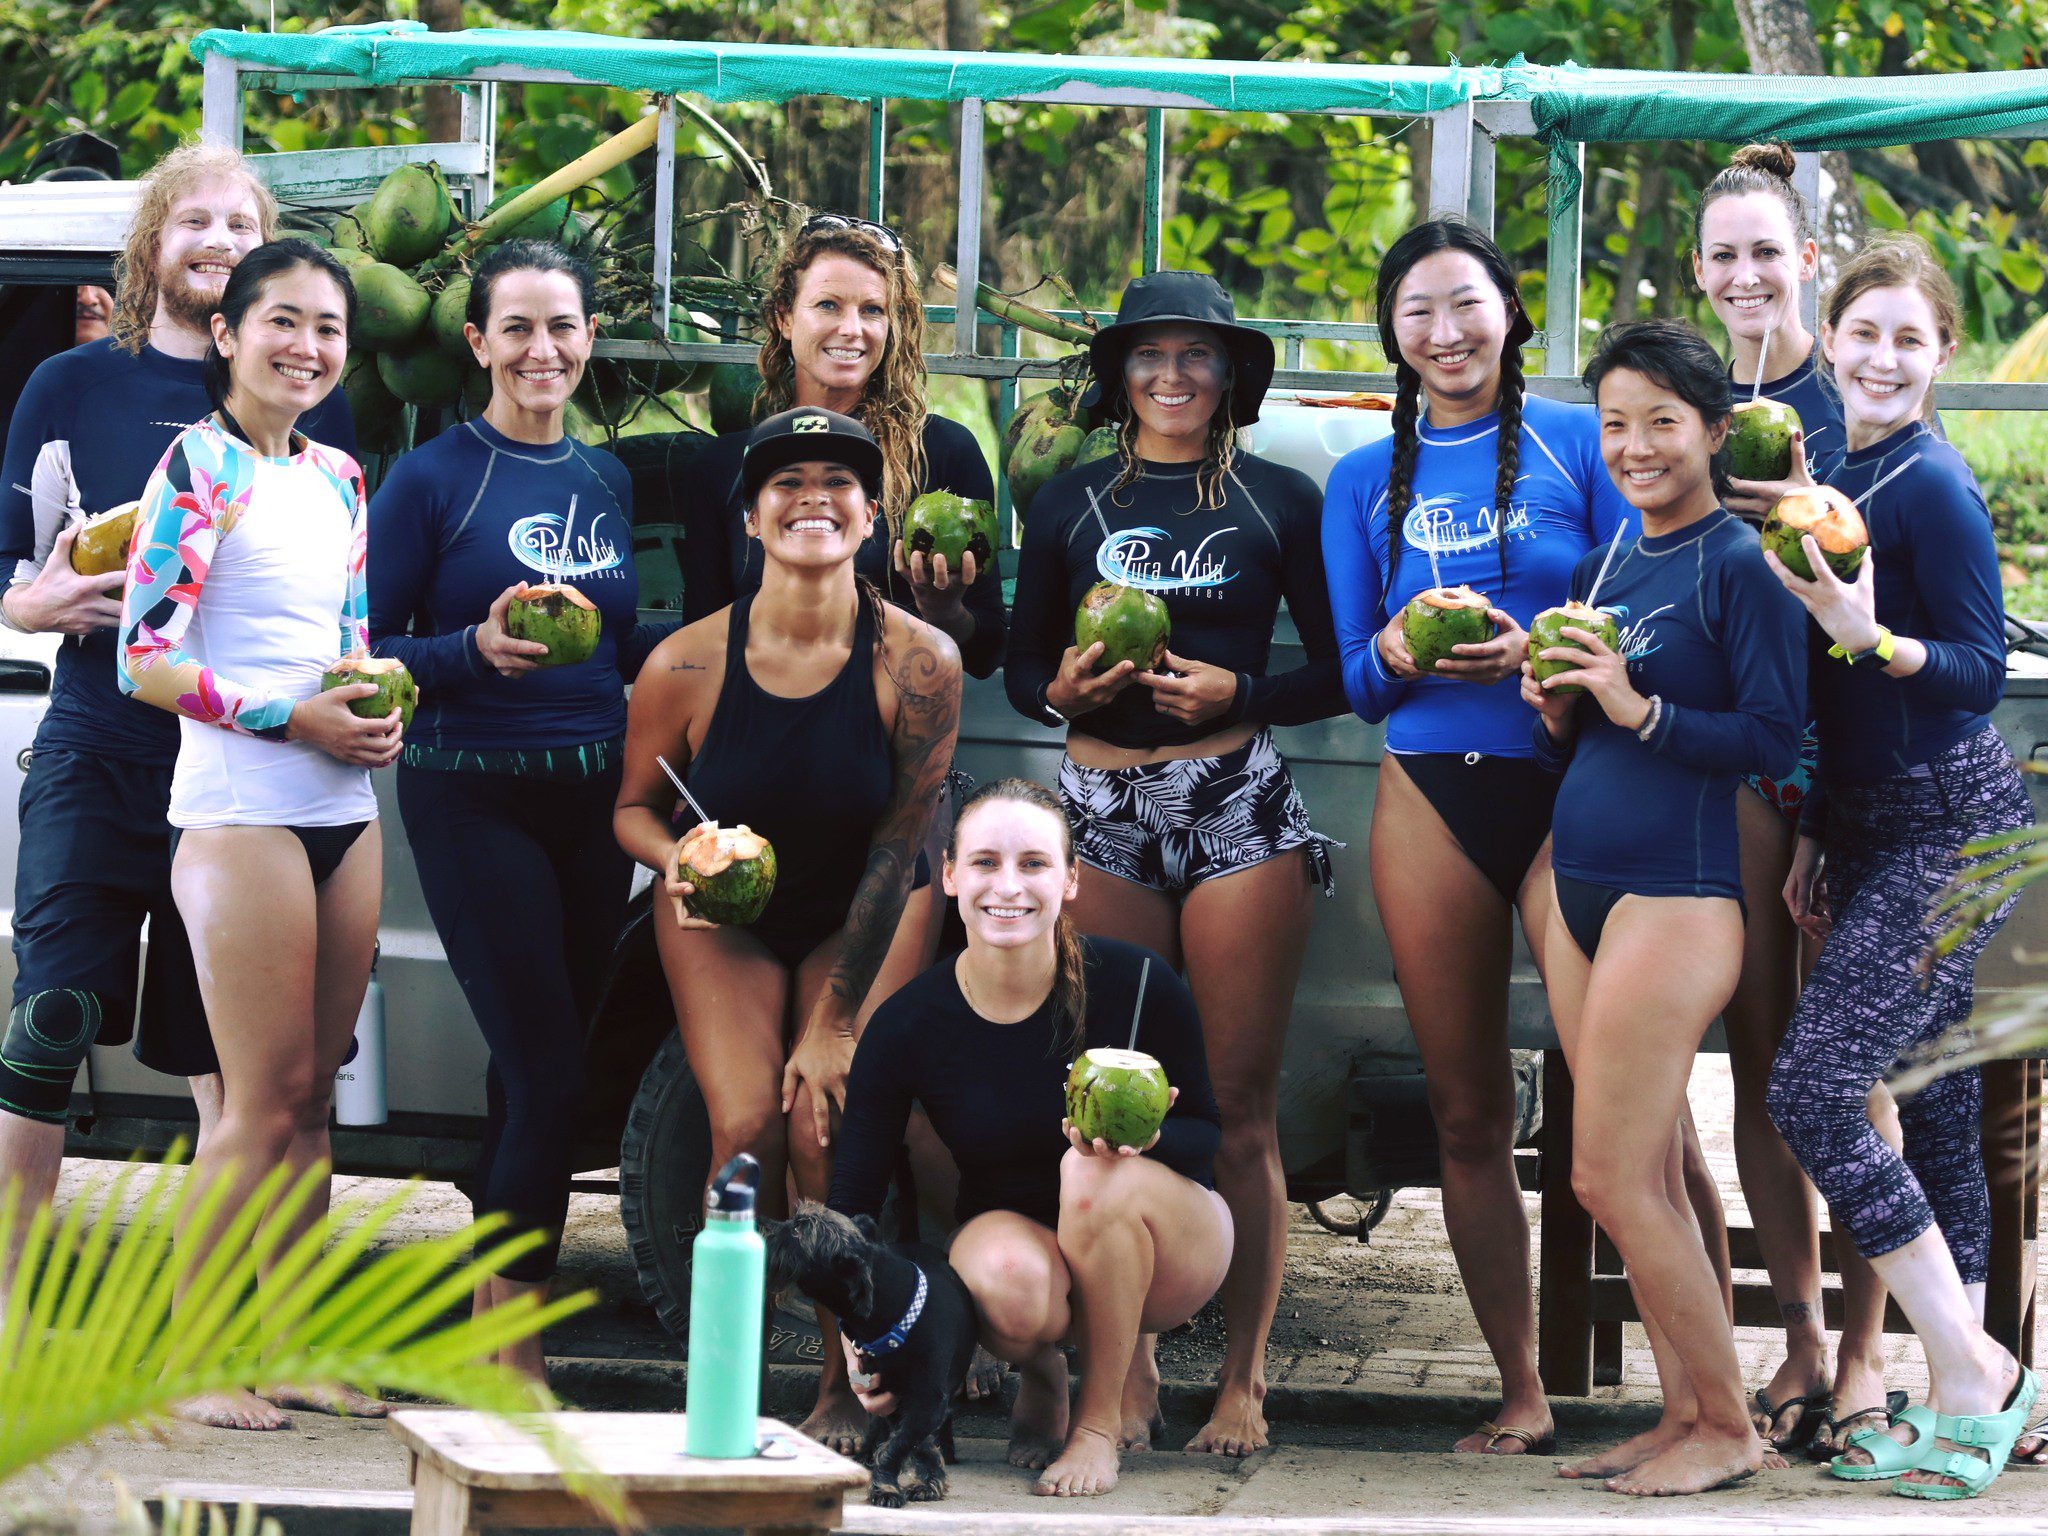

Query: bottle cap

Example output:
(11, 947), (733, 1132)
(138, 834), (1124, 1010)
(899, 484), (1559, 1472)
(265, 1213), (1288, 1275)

(706, 1152), (761, 1222)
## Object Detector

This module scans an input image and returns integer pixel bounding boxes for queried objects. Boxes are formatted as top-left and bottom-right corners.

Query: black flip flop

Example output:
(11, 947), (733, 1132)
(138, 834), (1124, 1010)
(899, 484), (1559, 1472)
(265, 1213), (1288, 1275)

(1754, 1386), (1829, 1453)
(1806, 1389), (1912, 1464)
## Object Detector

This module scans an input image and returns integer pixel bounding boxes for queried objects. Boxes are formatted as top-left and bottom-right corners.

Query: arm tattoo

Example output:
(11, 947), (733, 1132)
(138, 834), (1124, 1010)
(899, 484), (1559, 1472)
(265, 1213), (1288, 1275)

(824, 619), (962, 1015)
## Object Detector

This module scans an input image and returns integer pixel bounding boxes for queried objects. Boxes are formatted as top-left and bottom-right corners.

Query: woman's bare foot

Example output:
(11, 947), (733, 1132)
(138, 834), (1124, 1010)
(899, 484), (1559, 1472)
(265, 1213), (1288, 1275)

(961, 1343), (1006, 1402)
(1453, 1390), (1554, 1455)
(1034, 1424), (1121, 1497)
(1558, 1417), (1692, 1480)
(1811, 1356), (1894, 1464)
(262, 1383), (388, 1418)
(174, 1389), (291, 1431)
(1606, 1427), (1766, 1497)
(1185, 1378), (1267, 1457)
(1007, 1346), (1070, 1471)
(1900, 1349), (2023, 1495)
(1749, 1352), (1829, 1450)
(798, 1387), (868, 1457)
(1118, 1339), (1162, 1453)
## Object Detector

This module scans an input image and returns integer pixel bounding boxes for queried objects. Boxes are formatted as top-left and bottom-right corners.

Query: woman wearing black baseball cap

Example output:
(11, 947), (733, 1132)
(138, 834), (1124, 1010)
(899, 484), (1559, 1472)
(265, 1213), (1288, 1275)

(1004, 270), (1348, 1475)
(615, 405), (962, 1451)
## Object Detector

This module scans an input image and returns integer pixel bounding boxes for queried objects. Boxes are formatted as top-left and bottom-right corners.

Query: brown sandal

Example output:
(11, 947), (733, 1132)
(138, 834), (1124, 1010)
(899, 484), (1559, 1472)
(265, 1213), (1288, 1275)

(1474, 1421), (1558, 1456)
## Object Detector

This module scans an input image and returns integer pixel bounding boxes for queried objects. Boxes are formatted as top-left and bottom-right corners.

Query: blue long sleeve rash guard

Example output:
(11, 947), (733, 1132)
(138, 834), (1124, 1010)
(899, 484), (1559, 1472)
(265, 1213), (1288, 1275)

(1535, 509), (1805, 899)
(1322, 393), (1636, 757)
(367, 416), (674, 751)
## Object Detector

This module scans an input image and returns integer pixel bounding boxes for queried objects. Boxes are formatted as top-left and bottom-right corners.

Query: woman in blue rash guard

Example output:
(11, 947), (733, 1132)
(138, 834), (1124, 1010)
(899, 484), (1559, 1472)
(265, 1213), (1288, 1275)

(367, 240), (676, 1383)
(1523, 319), (1802, 1497)
(1320, 218), (1634, 1457)
(1004, 269), (1345, 1460)
(1765, 236), (2038, 1499)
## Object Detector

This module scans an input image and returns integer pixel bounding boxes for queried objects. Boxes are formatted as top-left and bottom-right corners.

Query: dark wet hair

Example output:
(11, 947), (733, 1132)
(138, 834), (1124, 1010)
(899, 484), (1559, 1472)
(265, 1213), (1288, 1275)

(948, 778), (1088, 1055)
(1583, 319), (1736, 500)
(465, 238), (595, 332)
(1694, 141), (1811, 251)
(1374, 218), (1530, 600)
(203, 237), (356, 410)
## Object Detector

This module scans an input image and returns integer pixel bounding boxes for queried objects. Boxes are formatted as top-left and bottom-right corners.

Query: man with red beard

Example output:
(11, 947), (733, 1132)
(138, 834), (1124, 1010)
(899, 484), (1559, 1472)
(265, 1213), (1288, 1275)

(0, 142), (354, 1297)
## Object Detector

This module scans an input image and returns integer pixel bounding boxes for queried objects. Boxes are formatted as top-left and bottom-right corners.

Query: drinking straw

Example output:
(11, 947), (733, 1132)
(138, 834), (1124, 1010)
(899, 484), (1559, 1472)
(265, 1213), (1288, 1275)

(1425, 511), (1444, 593)
(1753, 319), (1770, 405)
(1584, 526), (1626, 611)
(1127, 958), (1152, 1051)
(655, 754), (713, 829)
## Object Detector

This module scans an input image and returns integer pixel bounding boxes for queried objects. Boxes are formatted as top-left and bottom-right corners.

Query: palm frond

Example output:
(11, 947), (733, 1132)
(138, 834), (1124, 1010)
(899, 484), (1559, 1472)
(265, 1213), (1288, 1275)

(0, 1156), (629, 1527)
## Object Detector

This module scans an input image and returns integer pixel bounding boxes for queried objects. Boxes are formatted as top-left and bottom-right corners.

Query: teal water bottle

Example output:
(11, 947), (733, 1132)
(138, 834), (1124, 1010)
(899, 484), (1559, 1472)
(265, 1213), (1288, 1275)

(684, 1153), (765, 1458)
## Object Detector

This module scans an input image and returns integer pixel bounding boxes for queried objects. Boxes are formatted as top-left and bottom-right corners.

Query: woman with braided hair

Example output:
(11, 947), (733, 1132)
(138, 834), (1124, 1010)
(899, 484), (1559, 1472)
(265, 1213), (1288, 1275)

(1322, 218), (1635, 1455)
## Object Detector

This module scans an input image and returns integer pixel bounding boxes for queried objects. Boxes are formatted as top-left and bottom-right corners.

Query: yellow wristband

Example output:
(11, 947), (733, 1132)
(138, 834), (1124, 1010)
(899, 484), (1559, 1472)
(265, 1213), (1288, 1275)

(1828, 627), (1894, 665)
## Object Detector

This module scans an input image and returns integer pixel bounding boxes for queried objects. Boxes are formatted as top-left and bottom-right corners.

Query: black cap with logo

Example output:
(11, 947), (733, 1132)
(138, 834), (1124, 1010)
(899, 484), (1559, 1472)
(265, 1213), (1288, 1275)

(741, 406), (885, 503)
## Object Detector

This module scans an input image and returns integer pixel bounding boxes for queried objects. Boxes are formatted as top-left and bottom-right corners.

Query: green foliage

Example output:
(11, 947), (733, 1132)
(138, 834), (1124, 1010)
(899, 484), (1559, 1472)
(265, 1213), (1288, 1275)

(0, 1153), (616, 1522)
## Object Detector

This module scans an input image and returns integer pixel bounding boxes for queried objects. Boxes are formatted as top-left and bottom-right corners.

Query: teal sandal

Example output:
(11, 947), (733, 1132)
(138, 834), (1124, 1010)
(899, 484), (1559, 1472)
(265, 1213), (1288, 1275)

(1829, 1405), (1937, 1482)
(1894, 1366), (2040, 1501)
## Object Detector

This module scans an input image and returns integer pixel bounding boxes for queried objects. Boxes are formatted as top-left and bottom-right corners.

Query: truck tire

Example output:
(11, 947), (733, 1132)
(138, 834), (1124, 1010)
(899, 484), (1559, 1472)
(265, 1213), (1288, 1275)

(618, 1031), (713, 1342)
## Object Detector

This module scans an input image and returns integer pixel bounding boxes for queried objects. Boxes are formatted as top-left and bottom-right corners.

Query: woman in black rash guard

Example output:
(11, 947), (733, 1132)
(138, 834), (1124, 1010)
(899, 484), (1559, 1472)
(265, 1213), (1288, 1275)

(1004, 270), (1344, 1459)
(616, 407), (961, 1452)
(831, 778), (1228, 1498)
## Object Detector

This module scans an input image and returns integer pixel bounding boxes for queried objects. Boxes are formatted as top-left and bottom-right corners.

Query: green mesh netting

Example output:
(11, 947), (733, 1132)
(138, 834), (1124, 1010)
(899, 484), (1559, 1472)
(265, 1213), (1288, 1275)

(189, 22), (1469, 116)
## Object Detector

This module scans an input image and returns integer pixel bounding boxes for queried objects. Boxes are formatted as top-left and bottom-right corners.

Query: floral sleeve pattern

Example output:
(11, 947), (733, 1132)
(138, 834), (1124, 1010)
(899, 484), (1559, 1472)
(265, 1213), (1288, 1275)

(314, 443), (370, 659)
(117, 424), (297, 740)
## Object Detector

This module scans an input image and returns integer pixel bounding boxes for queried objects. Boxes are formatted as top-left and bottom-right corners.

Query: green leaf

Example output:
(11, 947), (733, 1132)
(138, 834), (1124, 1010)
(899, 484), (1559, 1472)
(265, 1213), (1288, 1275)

(2001, 248), (2045, 296)
(1861, 180), (1909, 232)
(71, 71), (105, 119)
(109, 79), (154, 123)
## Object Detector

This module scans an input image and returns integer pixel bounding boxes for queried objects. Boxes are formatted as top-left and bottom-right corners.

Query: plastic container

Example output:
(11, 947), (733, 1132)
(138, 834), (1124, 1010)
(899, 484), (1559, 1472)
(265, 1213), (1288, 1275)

(683, 1152), (765, 1458)
(333, 964), (387, 1126)
(1239, 392), (1395, 491)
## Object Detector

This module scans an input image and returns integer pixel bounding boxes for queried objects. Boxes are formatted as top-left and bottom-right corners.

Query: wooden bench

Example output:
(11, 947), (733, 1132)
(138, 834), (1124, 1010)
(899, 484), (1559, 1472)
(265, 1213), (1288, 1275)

(389, 1410), (868, 1536)
(1536, 1050), (2042, 1393)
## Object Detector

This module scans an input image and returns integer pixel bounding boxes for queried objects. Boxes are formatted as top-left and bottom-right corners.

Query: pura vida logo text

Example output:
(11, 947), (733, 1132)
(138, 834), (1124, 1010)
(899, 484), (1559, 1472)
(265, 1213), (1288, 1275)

(1604, 602), (1672, 668)
(1097, 525), (1238, 593)
(1401, 495), (1533, 556)
(508, 495), (622, 580)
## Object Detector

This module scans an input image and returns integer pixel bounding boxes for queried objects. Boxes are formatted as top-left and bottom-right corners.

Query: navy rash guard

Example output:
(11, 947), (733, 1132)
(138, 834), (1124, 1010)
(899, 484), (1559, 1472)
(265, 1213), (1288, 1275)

(1535, 509), (1805, 898)
(828, 936), (1221, 1231)
(0, 339), (355, 764)
(1005, 451), (1345, 747)
(367, 417), (674, 751)
(1797, 422), (2005, 828)
(1322, 393), (1637, 757)
(675, 413), (1007, 678)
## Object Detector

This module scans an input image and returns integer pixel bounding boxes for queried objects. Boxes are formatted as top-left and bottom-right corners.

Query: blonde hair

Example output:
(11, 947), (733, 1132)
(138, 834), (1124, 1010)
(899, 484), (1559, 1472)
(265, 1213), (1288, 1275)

(112, 142), (277, 356)
(948, 778), (1089, 1055)
(757, 222), (929, 545)
(1823, 234), (1964, 425)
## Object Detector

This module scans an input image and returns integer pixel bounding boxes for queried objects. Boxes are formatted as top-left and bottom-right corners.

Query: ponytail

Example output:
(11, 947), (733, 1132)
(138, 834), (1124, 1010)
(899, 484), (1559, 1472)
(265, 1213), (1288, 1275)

(1051, 910), (1090, 1061)
(1491, 346), (1524, 596)
(1382, 367), (1422, 602)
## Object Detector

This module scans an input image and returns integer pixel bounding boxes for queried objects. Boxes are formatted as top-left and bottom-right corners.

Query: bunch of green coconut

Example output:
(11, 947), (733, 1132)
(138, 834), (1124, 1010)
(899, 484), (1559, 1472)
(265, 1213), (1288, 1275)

(999, 382), (1118, 522)
(289, 160), (754, 458)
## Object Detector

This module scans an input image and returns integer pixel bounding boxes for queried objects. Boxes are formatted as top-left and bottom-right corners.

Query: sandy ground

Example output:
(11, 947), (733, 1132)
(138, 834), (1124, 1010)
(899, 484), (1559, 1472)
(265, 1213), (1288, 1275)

(12, 1058), (2048, 1529)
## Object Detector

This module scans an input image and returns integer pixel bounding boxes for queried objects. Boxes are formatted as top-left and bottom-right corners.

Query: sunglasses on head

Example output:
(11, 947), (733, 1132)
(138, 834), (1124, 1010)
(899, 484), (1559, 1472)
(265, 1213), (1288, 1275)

(800, 211), (903, 254)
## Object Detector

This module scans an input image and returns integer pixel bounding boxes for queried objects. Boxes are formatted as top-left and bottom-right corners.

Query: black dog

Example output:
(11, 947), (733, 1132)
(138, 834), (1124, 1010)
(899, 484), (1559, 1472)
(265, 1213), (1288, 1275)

(764, 1201), (978, 1506)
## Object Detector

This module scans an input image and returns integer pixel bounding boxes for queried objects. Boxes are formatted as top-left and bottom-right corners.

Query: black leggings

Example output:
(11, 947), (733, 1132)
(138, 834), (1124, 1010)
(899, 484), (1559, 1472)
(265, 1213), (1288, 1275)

(397, 761), (630, 1282)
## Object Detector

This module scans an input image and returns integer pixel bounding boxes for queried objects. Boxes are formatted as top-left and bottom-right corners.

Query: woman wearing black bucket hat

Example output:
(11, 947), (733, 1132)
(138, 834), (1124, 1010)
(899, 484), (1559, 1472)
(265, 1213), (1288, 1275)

(1005, 270), (1347, 1471)
(616, 405), (962, 1453)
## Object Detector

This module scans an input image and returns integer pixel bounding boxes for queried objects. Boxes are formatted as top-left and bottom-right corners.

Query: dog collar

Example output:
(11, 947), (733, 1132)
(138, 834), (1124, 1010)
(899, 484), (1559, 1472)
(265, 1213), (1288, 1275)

(853, 1265), (927, 1358)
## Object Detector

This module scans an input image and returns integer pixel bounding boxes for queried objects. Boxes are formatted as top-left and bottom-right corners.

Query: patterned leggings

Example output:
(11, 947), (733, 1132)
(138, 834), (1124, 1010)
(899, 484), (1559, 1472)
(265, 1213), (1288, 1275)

(1766, 726), (2031, 1284)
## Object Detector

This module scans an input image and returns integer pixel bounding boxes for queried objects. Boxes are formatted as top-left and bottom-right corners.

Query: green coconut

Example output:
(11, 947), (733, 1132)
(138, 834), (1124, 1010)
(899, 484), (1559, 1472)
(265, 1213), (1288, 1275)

(352, 262), (430, 349)
(430, 276), (473, 356)
(1006, 412), (1087, 522)
(676, 821), (779, 926)
(69, 503), (137, 578)
(1724, 398), (1801, 483)
(1003, 387), (1076, 459)
(378, 344), (467, 410)
(332, 246), (376, 273)
(1065, 1048), (1171, 1150)
(478, 182), (577, 247)
(1529, 601), (1622, 695)
(342, 353), (407, 457)
(506, 583), (601, 667)
(588, 317), (691, 405)
(1763, 485), (1868, 582)
(1073, 425), (1120, 470)
(1402, 586), (1495, 672)
(461, 362), (493, 418)
(362, 162), (454, 268)
(321, 655), (416, 730)
(706, 363), (764, 434)
(1074, 580), (1170, 673)
(902, 490), (997, 569)
(330, 206), (370, 252)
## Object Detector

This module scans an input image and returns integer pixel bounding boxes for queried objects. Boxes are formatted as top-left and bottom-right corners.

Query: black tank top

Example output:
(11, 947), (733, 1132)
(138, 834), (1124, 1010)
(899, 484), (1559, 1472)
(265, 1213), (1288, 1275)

(686, 591), (894, 949)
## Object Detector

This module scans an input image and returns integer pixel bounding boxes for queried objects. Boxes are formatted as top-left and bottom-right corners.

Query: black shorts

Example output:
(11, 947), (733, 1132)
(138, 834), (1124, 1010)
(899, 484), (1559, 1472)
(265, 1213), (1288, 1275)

(8, 749), (205, 1106)
(1391, 751), (1557, 905)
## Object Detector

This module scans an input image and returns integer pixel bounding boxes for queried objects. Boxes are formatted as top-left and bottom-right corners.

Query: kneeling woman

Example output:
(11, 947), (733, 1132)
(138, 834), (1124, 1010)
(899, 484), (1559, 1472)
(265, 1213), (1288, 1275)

(615, 408), (960, 1450)
(830, 778), (1229, 1498)
(1524, 320), (1803, 1495)
(118, 239), (401, 1430)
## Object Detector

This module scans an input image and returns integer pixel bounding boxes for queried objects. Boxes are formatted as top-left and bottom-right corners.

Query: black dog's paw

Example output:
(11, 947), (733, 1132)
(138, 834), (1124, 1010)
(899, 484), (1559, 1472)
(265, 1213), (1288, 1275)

(867, 1480), (907, 1508)
(907, 1473), (949, 1501)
